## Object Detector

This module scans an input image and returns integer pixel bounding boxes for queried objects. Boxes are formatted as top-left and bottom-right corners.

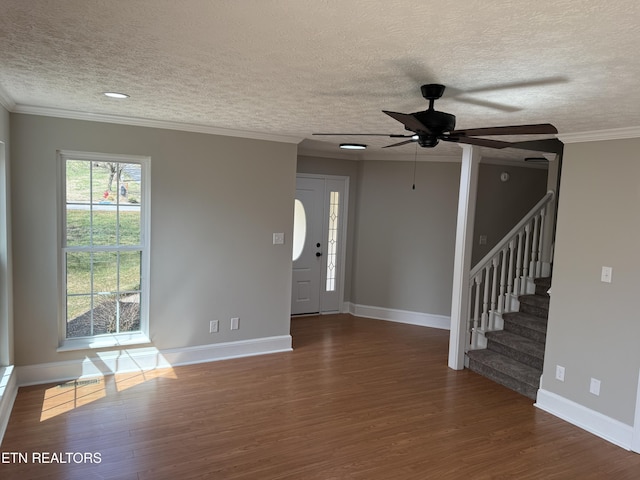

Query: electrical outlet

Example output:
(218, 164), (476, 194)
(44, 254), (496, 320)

(273, 232), (285, 245)
(590, 378), (601, 396)
(209, 320), (219, 333)
(601, 266), (612, 283)
(555, 365), (565, 382)
(479, 235), (487, 246)
(231, 317), (239, 330)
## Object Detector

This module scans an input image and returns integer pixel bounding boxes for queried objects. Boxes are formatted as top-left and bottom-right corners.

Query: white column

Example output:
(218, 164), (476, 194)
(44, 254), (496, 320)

(541, 152), (559, 274)
(448, 144), (480, 370)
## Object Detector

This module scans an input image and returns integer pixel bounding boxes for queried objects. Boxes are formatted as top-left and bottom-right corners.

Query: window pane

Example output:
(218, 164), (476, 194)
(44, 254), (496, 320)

(93, 294), (117, 335)
(292, 199), (306, 262)
(118, 207), (141, 245)
(119, 294), (141, 333)
(119, 251), (141, 291)
(326, 191), (339, 292)
(92, 162), (117, 204)
(66, 160), (91, 204)
(66, 252), (92, 295)
(120, 163), (142, 205)
(66, 209), (91, 247)
(92, 208), (118, 246)
(93, 251), (118, 293)
(66, 295), (92, 338)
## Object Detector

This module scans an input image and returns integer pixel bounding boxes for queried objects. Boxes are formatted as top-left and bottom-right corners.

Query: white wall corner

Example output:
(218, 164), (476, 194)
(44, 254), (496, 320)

(632, 369), (640, 453)
(536, 388), (634, 451)
(0, 84), (16, 111)
(0, 366), (19, 446)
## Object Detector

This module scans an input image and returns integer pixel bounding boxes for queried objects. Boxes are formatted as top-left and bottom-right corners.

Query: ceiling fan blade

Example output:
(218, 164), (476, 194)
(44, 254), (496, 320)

(449, 123), (558, 136)
(382, 139), (416, 148)
(383, 110), (431, 134)
(449, 96), (521, 113)
(462, 76), (569, 95)
(313, 133), (414, 138)
(443, 136), (513, 149)
(509, 138), (564, 155)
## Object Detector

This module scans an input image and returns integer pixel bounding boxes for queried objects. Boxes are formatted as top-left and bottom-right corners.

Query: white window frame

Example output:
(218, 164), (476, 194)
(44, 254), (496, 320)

(57, 150), (151, 352)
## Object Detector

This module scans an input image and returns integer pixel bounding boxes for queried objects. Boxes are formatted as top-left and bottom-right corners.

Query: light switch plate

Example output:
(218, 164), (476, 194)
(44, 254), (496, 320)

(590, 378), (601, 396)
(601, 266), (612, 283)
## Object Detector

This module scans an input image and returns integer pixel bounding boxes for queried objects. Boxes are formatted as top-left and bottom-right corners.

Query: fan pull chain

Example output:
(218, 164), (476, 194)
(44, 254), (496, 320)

(412, 142), (418, 190)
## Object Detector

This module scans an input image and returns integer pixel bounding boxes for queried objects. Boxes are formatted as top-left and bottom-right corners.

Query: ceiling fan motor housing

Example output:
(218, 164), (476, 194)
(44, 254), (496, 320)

(413, 110), (456, 134)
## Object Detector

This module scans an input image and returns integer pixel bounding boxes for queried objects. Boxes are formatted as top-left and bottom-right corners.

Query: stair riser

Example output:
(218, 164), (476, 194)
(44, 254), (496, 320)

(468, 360), (538, 400)
(503, 322), (546, 343)
(487, 341), (544, 370)
(519, 302), (549, 318)
(535, 285), (549, 296)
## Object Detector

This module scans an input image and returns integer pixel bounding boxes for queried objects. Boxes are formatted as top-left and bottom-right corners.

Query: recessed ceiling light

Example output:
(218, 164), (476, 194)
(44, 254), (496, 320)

(339, 143), (367, 150)
(103, 92), (129, 99)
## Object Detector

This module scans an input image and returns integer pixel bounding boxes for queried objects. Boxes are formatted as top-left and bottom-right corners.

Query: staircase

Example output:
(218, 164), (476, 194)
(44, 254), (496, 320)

(467, 277), (550, 399)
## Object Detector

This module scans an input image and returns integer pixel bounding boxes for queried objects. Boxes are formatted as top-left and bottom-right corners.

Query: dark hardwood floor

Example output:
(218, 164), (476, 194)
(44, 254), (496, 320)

(2, 314), (639, 479)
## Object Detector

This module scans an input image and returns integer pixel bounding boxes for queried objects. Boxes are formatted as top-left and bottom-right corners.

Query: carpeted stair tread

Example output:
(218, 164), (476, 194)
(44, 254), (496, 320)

(519, 294), (550, 308)
(485, 330), (545, 369)
(518, 294), (550, 318)
(502, 311), (548, 343)
(467, 349), (540, 399)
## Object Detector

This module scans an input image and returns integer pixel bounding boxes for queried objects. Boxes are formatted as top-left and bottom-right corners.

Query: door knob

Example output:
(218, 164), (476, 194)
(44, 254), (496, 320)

(316, 252), (322, 257)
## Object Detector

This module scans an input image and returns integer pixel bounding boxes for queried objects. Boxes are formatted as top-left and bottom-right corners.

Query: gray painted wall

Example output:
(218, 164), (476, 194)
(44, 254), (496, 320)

(472, 163), (548, 266)
(541, 139), (640, 425)
(10, 114), (297, 366)
(351, 160), (460, 316)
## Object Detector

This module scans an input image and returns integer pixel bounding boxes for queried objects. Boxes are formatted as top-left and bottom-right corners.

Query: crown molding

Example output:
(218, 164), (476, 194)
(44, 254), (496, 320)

(558, 126), (640, 144)
(10, 102), (640, 149)
(11, 104), (304, 145)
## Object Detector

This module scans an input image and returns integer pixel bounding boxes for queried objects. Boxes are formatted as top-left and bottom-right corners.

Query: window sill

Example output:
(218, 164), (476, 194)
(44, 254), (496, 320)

(57, 332), (151, 352)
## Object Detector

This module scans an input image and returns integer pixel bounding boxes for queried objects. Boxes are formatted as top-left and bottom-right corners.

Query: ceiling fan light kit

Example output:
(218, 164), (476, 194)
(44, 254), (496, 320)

(339, 143), (367, 150)
(314, 84), (562, 155)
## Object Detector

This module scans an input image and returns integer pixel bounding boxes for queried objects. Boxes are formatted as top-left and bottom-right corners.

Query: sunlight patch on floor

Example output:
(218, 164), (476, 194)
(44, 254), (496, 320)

(39, 367), (178, 421)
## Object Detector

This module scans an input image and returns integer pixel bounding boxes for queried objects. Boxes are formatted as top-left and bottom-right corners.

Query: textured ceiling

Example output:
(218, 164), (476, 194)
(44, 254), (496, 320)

(1, 0), (639, 161)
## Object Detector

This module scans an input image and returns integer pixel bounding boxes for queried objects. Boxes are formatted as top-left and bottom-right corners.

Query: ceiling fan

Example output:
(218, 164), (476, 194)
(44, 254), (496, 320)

(314, 84), (563, 154)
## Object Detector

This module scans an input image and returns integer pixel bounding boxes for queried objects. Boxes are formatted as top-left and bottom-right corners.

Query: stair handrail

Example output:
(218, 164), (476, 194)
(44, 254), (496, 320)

(470, 190), (555, 279)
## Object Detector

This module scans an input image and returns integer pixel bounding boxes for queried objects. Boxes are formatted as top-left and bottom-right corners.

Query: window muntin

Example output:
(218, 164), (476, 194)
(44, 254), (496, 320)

(60, 152), (149, 344)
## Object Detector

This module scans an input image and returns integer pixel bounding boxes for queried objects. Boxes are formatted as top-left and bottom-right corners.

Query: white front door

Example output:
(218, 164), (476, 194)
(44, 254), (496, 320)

(291, 177), (324, 314)
(291, 175), (347, 315)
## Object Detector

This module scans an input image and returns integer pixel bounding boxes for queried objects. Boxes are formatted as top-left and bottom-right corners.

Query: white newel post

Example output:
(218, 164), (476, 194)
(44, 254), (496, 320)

(448, 145), (480, 370)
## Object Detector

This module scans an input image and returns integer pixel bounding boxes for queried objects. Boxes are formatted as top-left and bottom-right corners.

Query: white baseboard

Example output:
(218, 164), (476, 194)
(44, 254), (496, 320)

(535, 388), (634, 450)
(0, 366), (18, 446)
(347, 303), (450, 330)
(16, 335), (292, 387)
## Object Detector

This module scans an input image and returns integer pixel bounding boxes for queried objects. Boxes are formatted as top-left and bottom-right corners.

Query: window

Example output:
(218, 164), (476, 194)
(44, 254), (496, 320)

(326, 191), (339, 292)
(58, 151), (150, 350)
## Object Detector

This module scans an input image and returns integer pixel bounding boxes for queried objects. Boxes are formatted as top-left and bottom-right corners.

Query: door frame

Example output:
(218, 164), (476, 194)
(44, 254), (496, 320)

(295, 173), (349, 314)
